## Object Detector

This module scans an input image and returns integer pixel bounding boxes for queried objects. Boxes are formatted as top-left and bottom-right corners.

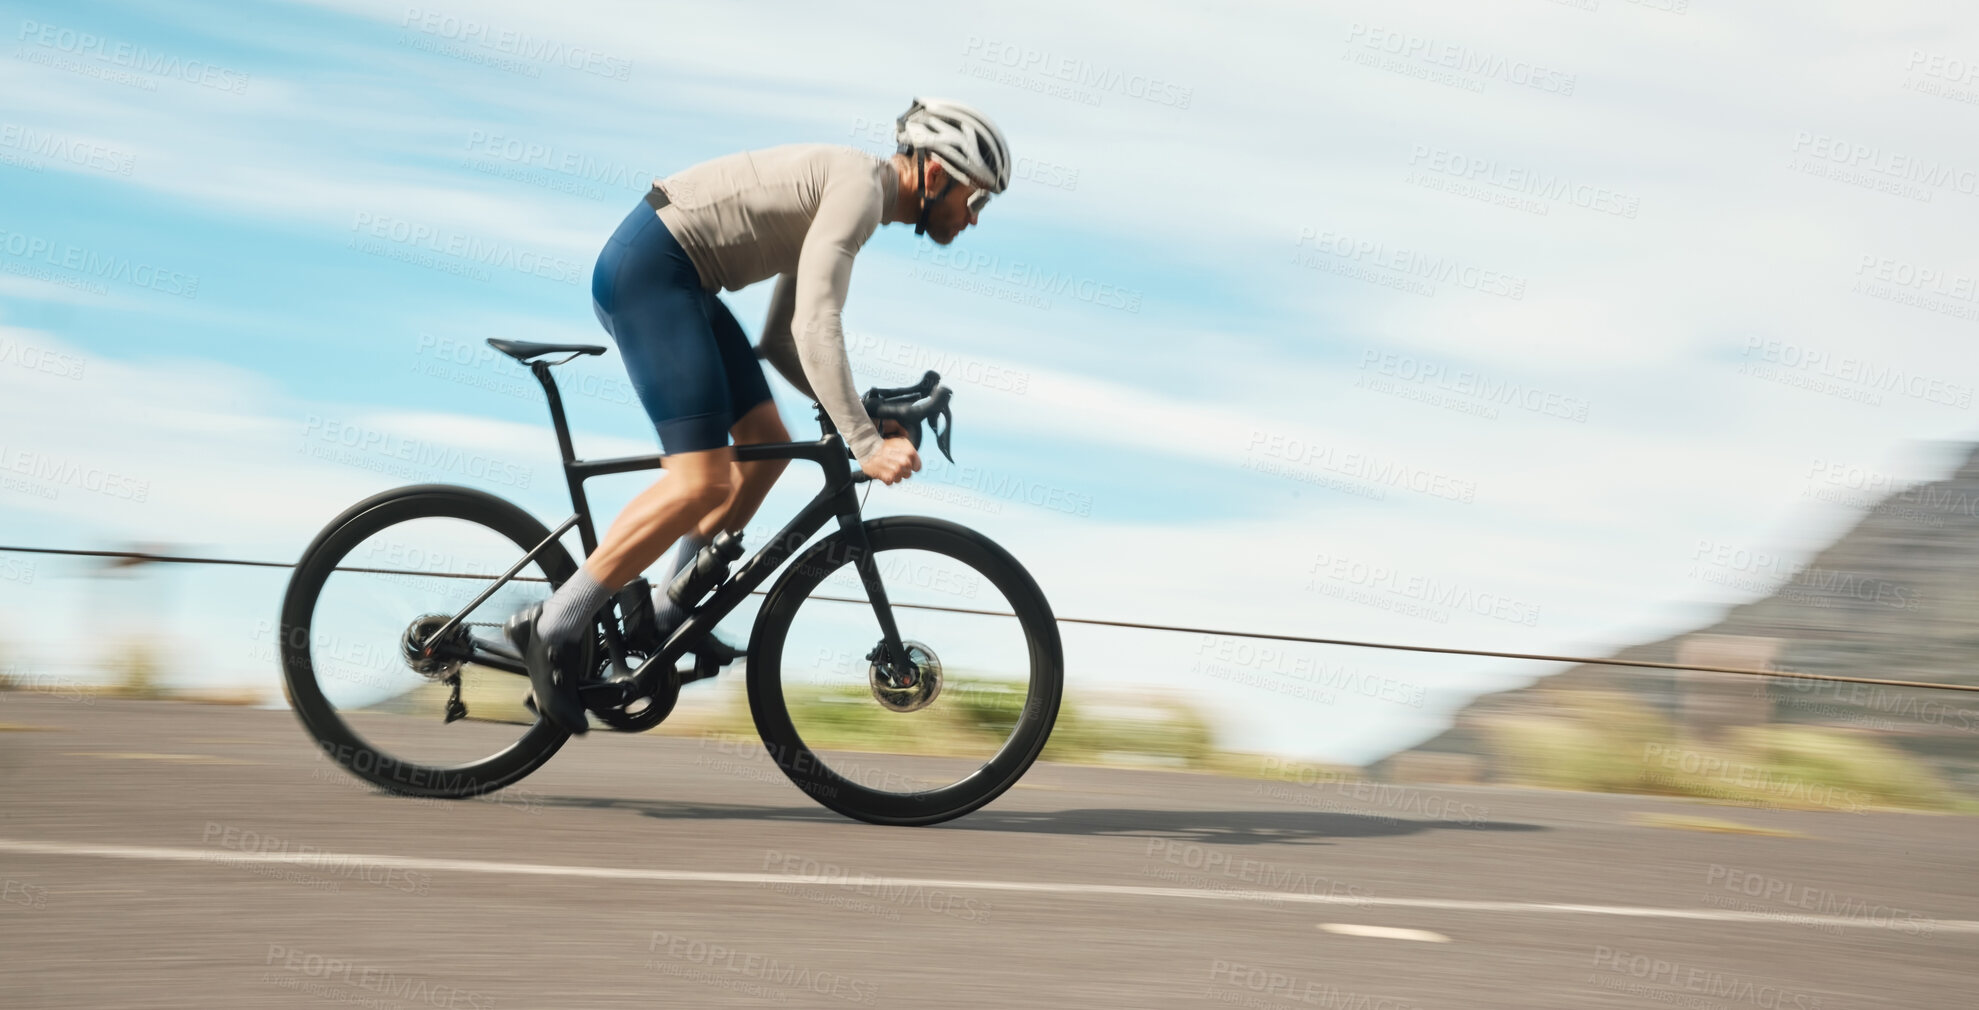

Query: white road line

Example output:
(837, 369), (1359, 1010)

(1320, 924), (1450, 942)
(4, 838), (1974, 934)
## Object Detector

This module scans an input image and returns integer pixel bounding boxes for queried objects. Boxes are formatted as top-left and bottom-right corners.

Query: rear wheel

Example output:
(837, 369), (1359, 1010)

(279, 484), (585, 798)
(746, 517), (1063, 825)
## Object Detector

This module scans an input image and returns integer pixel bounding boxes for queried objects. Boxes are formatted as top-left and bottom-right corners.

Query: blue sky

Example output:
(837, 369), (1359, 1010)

(2, 0), (1976, 763)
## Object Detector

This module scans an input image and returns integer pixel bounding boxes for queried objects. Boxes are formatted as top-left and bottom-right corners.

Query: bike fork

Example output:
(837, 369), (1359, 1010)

(838, 513), (912, 684)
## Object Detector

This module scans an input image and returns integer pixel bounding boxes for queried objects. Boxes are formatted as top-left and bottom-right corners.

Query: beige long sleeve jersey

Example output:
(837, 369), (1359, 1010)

(652, 143), (905, 464)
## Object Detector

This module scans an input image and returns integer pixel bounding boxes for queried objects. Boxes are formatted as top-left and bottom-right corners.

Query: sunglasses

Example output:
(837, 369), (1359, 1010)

(931, 168), (994, 216)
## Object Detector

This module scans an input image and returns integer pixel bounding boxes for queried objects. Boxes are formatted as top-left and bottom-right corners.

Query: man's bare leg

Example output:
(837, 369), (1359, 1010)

(694, 399), (792, 540)
(510, 444), (735, 734)
(587, 447), (735, 589)
(647, 400), (792, 624)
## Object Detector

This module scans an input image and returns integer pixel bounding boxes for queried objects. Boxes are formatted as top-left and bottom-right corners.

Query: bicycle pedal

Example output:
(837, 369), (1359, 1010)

(677, 636), (740, 686)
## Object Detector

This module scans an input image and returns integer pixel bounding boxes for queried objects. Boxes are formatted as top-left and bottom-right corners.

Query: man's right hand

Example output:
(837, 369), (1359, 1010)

(861, 437), (923, 485)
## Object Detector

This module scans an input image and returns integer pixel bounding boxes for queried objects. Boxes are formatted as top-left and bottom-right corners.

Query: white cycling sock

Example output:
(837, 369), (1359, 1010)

(540, 566), (617, 646)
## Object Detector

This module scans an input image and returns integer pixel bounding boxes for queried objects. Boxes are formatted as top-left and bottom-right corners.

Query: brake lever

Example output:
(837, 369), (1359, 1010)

(860, 380), (952, 462)
(932, 404), (953, 462)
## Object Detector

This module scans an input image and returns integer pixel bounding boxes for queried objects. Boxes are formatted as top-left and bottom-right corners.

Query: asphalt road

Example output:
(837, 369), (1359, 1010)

(1, 694), (1972, 1009)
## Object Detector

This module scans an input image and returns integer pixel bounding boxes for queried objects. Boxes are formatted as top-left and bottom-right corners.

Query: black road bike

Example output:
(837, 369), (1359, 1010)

(279, 339), (1062, 826)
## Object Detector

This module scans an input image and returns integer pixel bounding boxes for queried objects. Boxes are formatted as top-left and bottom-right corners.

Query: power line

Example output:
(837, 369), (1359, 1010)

(5, 544), (1976, 695)
(0, 544), (553, 582)
(1, 545), (297, 570)
(798, 594), (1979, 695)
(1051, 615), (1979, 694)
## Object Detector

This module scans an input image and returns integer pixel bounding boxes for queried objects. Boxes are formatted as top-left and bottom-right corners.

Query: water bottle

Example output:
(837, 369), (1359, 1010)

(666, 531), (744, 611)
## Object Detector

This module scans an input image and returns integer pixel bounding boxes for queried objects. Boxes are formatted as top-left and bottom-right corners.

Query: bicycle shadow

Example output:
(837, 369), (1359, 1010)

(529, 795), (1545, 844)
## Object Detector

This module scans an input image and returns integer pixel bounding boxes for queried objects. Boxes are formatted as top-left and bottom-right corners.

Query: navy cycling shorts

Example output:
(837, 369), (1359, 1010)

(591, 198), (772, 455)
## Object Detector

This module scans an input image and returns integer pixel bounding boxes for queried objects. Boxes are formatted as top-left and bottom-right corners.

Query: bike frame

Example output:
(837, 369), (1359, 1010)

(431, 356), (910, 708)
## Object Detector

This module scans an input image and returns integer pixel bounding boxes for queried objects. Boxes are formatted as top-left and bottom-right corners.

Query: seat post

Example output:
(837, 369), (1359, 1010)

(531, 361), (579, 463)
(532, 361), (603, 558)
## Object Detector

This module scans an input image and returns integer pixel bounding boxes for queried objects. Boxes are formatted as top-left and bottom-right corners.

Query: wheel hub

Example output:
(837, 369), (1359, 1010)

(870, 640), (942, 713)
(400, 614), (467, 681)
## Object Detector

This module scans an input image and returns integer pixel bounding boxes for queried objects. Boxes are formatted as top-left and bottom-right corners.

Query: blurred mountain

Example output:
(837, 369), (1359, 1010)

(1387, 442), (1979, 794)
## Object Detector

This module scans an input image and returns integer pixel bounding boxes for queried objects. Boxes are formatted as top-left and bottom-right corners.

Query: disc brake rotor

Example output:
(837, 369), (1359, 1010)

(870, 640), (942, 713)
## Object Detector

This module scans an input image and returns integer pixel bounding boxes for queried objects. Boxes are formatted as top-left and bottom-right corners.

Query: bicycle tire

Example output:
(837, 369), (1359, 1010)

(746, 516), (1063, 826)
(279, 483), (580, 799)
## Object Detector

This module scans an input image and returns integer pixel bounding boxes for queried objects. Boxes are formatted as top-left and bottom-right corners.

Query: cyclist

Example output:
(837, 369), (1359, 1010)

(506, 97), (1012, 734)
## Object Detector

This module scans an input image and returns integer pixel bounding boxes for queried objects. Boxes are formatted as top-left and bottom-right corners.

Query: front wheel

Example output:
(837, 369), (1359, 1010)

(747, 517), (1063, 826)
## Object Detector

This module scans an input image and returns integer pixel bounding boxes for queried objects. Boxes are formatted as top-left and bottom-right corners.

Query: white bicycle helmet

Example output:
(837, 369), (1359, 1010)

(895, 97), (1010, 234)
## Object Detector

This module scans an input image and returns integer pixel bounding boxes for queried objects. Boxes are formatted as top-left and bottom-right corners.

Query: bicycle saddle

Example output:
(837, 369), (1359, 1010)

(487, 338), (608, 364)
